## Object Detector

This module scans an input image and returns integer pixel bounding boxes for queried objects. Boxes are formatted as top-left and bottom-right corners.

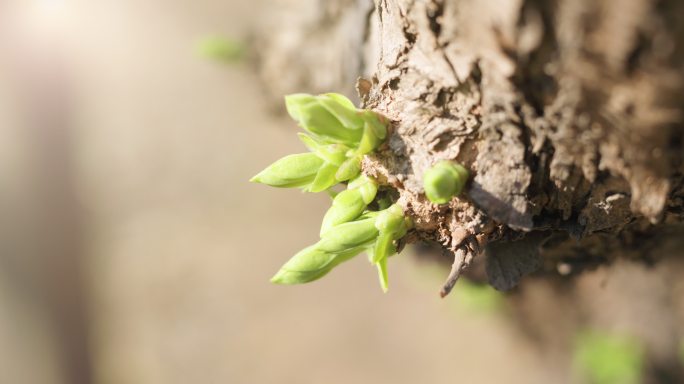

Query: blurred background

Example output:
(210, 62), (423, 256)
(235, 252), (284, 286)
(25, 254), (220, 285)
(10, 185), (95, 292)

(0, 1), (675, 383)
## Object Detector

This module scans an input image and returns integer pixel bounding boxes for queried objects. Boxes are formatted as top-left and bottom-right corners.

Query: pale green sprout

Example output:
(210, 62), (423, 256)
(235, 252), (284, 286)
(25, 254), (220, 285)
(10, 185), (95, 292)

(271, 204), (411, 292)
(334, 155), (362, 182)
(285, 94), (363, 145)
(271, 217), (378, 284)
(252, 93), (387, 193)
(297, 133), (347, 165)
(269, 245), (362, 285)
(252, 93), (410, 291)
(249, 153), (323, 188)
(423, 160), (469, 204)
(296, 133), (350, 192)
(320, 175), (378, 236)
(370, 204), (410, 291)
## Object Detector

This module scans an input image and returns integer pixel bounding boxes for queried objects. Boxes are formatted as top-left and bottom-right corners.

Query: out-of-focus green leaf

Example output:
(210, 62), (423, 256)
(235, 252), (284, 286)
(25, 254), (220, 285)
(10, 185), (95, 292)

(451, 279), (503, 314)
(196, 36), (245, 62)
(573, 330), (644, 384)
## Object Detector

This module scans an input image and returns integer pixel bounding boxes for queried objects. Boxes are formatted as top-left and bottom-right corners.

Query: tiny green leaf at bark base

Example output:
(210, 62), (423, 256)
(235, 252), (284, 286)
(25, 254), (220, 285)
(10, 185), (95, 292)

(423, 160), (469, 204)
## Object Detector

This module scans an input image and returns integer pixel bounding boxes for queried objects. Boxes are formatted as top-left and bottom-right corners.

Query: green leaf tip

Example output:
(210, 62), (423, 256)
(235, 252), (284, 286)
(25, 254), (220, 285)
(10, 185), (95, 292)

(368, 203), (410, 292)
(251, 152), (323, 189)
(377, 257), (389, 293)
(423, 160), (469, 204)
(270, 246), (340, 285)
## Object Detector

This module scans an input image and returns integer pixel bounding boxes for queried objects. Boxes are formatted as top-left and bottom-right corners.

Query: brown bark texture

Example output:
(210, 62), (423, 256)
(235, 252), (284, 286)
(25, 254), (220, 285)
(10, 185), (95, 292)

(256, 0), (684, 379)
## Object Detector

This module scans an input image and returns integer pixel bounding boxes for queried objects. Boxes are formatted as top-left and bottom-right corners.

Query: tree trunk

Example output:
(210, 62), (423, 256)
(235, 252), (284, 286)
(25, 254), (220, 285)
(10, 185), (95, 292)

(256, 0), (684, 380)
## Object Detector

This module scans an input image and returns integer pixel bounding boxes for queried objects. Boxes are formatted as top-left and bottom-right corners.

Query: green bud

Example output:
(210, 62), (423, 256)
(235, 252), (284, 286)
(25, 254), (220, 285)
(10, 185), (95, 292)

(251, 153), (323, 189)
(285, 94), (362, 145)
(347, 175), (378, 204)
(318, 93), (364, 130)
(317, 218), (379, 254)
(309, 162), (339, 193)
(361, 111), (387, 140)
(284, 94), (316, 122)
(335, 156), (362, 182)
(394, 218), (410, 239)
(316, 144), (348, 166)
(370, 204), (411, 292)
(298, 133), (348, 166)
(371, 204), (405, 263)
(374, 204), (405, 233)
(270, 245), (363, 285)
(356, 121), (383, 155)
(320, 176), (379, 236)
(320, 189), (365, 236)
(423, 160), (469, 204)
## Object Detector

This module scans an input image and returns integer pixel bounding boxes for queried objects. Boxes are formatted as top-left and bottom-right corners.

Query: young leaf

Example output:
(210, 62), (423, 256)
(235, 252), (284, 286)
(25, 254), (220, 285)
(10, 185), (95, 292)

(315, 144), (348, 166)
(285, 94), (362, 145)
(317, 218), (379, 254)
(323, 93), (357, 111)
(356, 121), (382, 155)
(335, 156), (361, 182)
(297, 101), (362, 145)
(318, 94), (364, 130)
(297, 133), (320, 152)
(285, 94), (317, 122)
(320, 176), (378, 235)
(361, 111), (388, 140)
(375, 256), (389, 293)
(251, 153), (323, 189)
(320, 188), (367, 236)
(372, 232), (394, 264)
(309, 162), (339, 193)
(374, 204), (405, 233)
(271, 245), (364, 285)
(348, 175), (378, 204)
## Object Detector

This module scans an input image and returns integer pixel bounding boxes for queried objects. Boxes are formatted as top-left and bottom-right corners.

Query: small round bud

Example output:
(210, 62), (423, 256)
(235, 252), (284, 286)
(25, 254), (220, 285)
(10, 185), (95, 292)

(423, 161), (469, 204)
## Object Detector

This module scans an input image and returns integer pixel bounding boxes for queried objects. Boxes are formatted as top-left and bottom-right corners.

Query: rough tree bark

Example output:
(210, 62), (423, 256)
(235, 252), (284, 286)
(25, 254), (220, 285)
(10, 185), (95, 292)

(256, 0), (684, 380)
